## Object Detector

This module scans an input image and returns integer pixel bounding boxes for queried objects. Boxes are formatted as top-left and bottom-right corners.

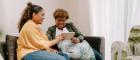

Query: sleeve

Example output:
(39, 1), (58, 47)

(25, 27), (50, 50)
(69, 22), (84, 42)
(46, 28), (53, 40)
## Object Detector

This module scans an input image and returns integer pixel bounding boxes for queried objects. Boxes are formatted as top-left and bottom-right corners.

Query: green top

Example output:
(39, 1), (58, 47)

(47, 22), (84, 41)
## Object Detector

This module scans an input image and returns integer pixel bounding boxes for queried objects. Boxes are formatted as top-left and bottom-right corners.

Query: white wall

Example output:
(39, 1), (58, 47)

(0, 0), (5, 39)
(0, 0), (91, 39)
(77, 0), (91, 36)
(0, 1), (4, 60)
(0, 1), (4, 31)
(1, 0), (27, 40)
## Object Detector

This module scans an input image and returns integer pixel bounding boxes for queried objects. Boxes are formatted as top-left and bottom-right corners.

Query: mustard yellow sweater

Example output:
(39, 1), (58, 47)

(17, 20), (50, 60)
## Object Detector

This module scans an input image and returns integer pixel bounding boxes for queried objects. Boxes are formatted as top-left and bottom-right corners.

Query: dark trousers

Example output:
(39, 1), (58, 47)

(93, 48), (103, 60)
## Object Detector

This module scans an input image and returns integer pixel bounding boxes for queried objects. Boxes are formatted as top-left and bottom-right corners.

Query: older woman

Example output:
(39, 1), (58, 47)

(47, 8), (101, 60)
(17, 3), (69, 60)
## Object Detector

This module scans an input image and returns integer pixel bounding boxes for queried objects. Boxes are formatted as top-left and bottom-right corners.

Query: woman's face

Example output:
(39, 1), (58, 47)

(32, 10), (45, 24)
(55, 17), (67, 29)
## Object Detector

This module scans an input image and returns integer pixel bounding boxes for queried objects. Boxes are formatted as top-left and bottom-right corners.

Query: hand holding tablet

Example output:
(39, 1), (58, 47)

(61, 32), (75, 40)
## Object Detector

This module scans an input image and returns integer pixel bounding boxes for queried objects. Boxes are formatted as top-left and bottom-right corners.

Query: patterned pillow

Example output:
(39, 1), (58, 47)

(57, 40), (72, 52)
(58, 40), (96, 60)
(78, 40), (96, 60)
(67, 45), (82, 59)
(68, 40), (96, 60)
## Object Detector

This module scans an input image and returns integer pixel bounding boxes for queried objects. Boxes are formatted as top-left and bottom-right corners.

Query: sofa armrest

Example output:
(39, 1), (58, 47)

(84, 36), (105, 56)
(84, 36), (101, 52)
(6, 35), (18, 60)
(0, 35), (18, 60)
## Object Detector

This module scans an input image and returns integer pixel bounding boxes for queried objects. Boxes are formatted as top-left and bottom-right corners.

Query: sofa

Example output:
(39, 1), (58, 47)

(0, 35), (105, 60)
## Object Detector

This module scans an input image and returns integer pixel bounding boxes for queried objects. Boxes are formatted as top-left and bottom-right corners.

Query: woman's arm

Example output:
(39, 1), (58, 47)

(25, 26), (64, 50)
(46, 28), (53, 40)
(48, 35), (64, 47)
(46, 26), (56, 40)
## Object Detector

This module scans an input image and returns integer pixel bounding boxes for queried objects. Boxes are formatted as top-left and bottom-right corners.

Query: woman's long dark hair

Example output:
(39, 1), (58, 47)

(18, 2), (43, 32)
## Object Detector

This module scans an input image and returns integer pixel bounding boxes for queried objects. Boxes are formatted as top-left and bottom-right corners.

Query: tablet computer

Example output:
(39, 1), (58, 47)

(62, 32), (75, 40)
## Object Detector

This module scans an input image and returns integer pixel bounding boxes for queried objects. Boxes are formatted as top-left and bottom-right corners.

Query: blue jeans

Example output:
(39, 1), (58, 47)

(22, 50), (70, 60)
(93, 48), (103, 60)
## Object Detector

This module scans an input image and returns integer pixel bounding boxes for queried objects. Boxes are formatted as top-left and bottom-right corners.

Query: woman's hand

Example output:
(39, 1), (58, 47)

(49, 34), (65, 48)
(55, 34), (65, 41)
(48, 48), (58, 53)
(71, 37), (80, 44)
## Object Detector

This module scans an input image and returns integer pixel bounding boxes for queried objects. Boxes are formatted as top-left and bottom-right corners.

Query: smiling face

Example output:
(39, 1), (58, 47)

(32, 9), (45, 24)
(53, 9), (69, 30)
(55, 17), (67, 30)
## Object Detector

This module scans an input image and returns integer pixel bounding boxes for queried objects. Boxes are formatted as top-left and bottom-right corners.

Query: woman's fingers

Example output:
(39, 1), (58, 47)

(55, 35), (65, 41)
(48, 48), (58, 53)
(59, 34), (65, 40)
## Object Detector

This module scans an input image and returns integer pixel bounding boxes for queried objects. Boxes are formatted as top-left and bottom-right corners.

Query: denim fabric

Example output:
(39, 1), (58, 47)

(22, 50), (70, 60)
(93, 48), (103, 60)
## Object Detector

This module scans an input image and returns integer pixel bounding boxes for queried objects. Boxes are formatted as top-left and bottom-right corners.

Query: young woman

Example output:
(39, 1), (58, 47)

(17, 2), (69, 60)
